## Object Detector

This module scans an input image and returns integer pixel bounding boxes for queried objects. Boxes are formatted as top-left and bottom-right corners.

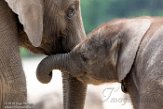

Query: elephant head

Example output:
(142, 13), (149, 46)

(5, 0), (85, 54)
(36, 18), (151, 84)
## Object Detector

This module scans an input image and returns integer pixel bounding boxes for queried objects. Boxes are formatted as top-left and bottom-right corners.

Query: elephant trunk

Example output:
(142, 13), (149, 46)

(36, 53), (72, 84)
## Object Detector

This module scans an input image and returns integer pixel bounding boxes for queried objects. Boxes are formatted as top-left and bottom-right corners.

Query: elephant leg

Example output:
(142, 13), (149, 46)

(2, 73), (27, 109)
(0, 1), (27, 107)
(62, 72), (87, 109)
(0, 34), (27, 109)
(0, 30), (27, 109)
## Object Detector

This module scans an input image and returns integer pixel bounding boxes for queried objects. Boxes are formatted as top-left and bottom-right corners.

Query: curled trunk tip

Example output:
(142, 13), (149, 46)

(36, 53), (71, 84)
(36, 62), (53, 84)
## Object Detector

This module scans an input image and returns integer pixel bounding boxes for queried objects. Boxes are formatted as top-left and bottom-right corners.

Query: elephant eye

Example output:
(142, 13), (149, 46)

(80, 53), (88, 62)
(67, 5), (76, 19)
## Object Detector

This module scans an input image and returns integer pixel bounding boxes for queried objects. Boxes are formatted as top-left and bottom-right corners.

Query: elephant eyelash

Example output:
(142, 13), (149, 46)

(66, 5), (76, 19)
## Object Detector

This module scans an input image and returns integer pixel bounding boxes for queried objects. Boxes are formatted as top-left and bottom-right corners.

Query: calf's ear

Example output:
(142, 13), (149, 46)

(5, 0), (43, 47)
(117, 19), (151, 81)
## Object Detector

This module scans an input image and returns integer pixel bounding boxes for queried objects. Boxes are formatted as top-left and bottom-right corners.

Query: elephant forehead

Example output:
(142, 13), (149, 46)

(60, 0), (80, 7)
(44, 0), (80, 13)
(44, 0), (72, 8)
(44, 0), (61, 8)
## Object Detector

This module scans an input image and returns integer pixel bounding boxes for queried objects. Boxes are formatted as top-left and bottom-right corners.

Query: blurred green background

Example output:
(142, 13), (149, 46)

(81, 0), (163, 33)
(21, 0), (163, 57)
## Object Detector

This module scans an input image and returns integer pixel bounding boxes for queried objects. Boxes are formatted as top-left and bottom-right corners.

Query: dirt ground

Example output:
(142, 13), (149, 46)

(22, 57), (133, 109)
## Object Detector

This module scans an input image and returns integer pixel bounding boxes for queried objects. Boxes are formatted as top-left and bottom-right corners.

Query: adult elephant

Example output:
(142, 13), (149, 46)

(0, 0), (86, 109)
(37, 17), (163, 109)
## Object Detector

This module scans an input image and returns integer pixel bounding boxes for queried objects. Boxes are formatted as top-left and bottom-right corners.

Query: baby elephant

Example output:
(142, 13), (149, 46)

(37, 16), (163, 109)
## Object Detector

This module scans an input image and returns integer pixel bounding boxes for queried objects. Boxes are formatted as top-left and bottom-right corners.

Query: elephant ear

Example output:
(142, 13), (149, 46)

(5, 0), (43, 47)
(117, 19), (151, 81)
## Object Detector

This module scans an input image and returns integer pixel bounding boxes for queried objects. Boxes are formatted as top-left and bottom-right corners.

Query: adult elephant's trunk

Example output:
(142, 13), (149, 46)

(36, 53), (72, 83)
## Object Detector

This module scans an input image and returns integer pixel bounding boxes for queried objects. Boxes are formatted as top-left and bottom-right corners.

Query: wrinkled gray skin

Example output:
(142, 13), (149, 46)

(37, 16), (163, 109)
(0, 0), (86, 109)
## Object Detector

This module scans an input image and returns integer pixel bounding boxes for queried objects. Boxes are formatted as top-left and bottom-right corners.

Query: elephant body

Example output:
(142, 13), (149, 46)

(0, 0), (86, 109)
(37, 16), (163, 109)
(127, 18), (163, 109)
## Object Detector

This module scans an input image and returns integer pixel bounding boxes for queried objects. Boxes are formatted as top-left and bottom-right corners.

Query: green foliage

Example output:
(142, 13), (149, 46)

(20, 47), (35, 57)
(20, 47), (43, 58)
(81, 0), (163, 33)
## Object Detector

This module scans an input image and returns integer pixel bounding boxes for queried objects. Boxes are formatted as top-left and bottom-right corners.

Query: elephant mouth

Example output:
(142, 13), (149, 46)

(39, 47), (64, 55)
(77, 72), (103, 85)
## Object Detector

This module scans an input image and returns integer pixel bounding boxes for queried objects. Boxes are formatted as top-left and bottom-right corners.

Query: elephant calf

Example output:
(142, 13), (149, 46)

(37, 16), (163, 109)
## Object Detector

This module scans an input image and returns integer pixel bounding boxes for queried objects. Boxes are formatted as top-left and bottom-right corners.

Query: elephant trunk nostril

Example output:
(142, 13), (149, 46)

(49, 71), (52, 77)
(36, 71), (53, 84)
(36, 65), (53, 84)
